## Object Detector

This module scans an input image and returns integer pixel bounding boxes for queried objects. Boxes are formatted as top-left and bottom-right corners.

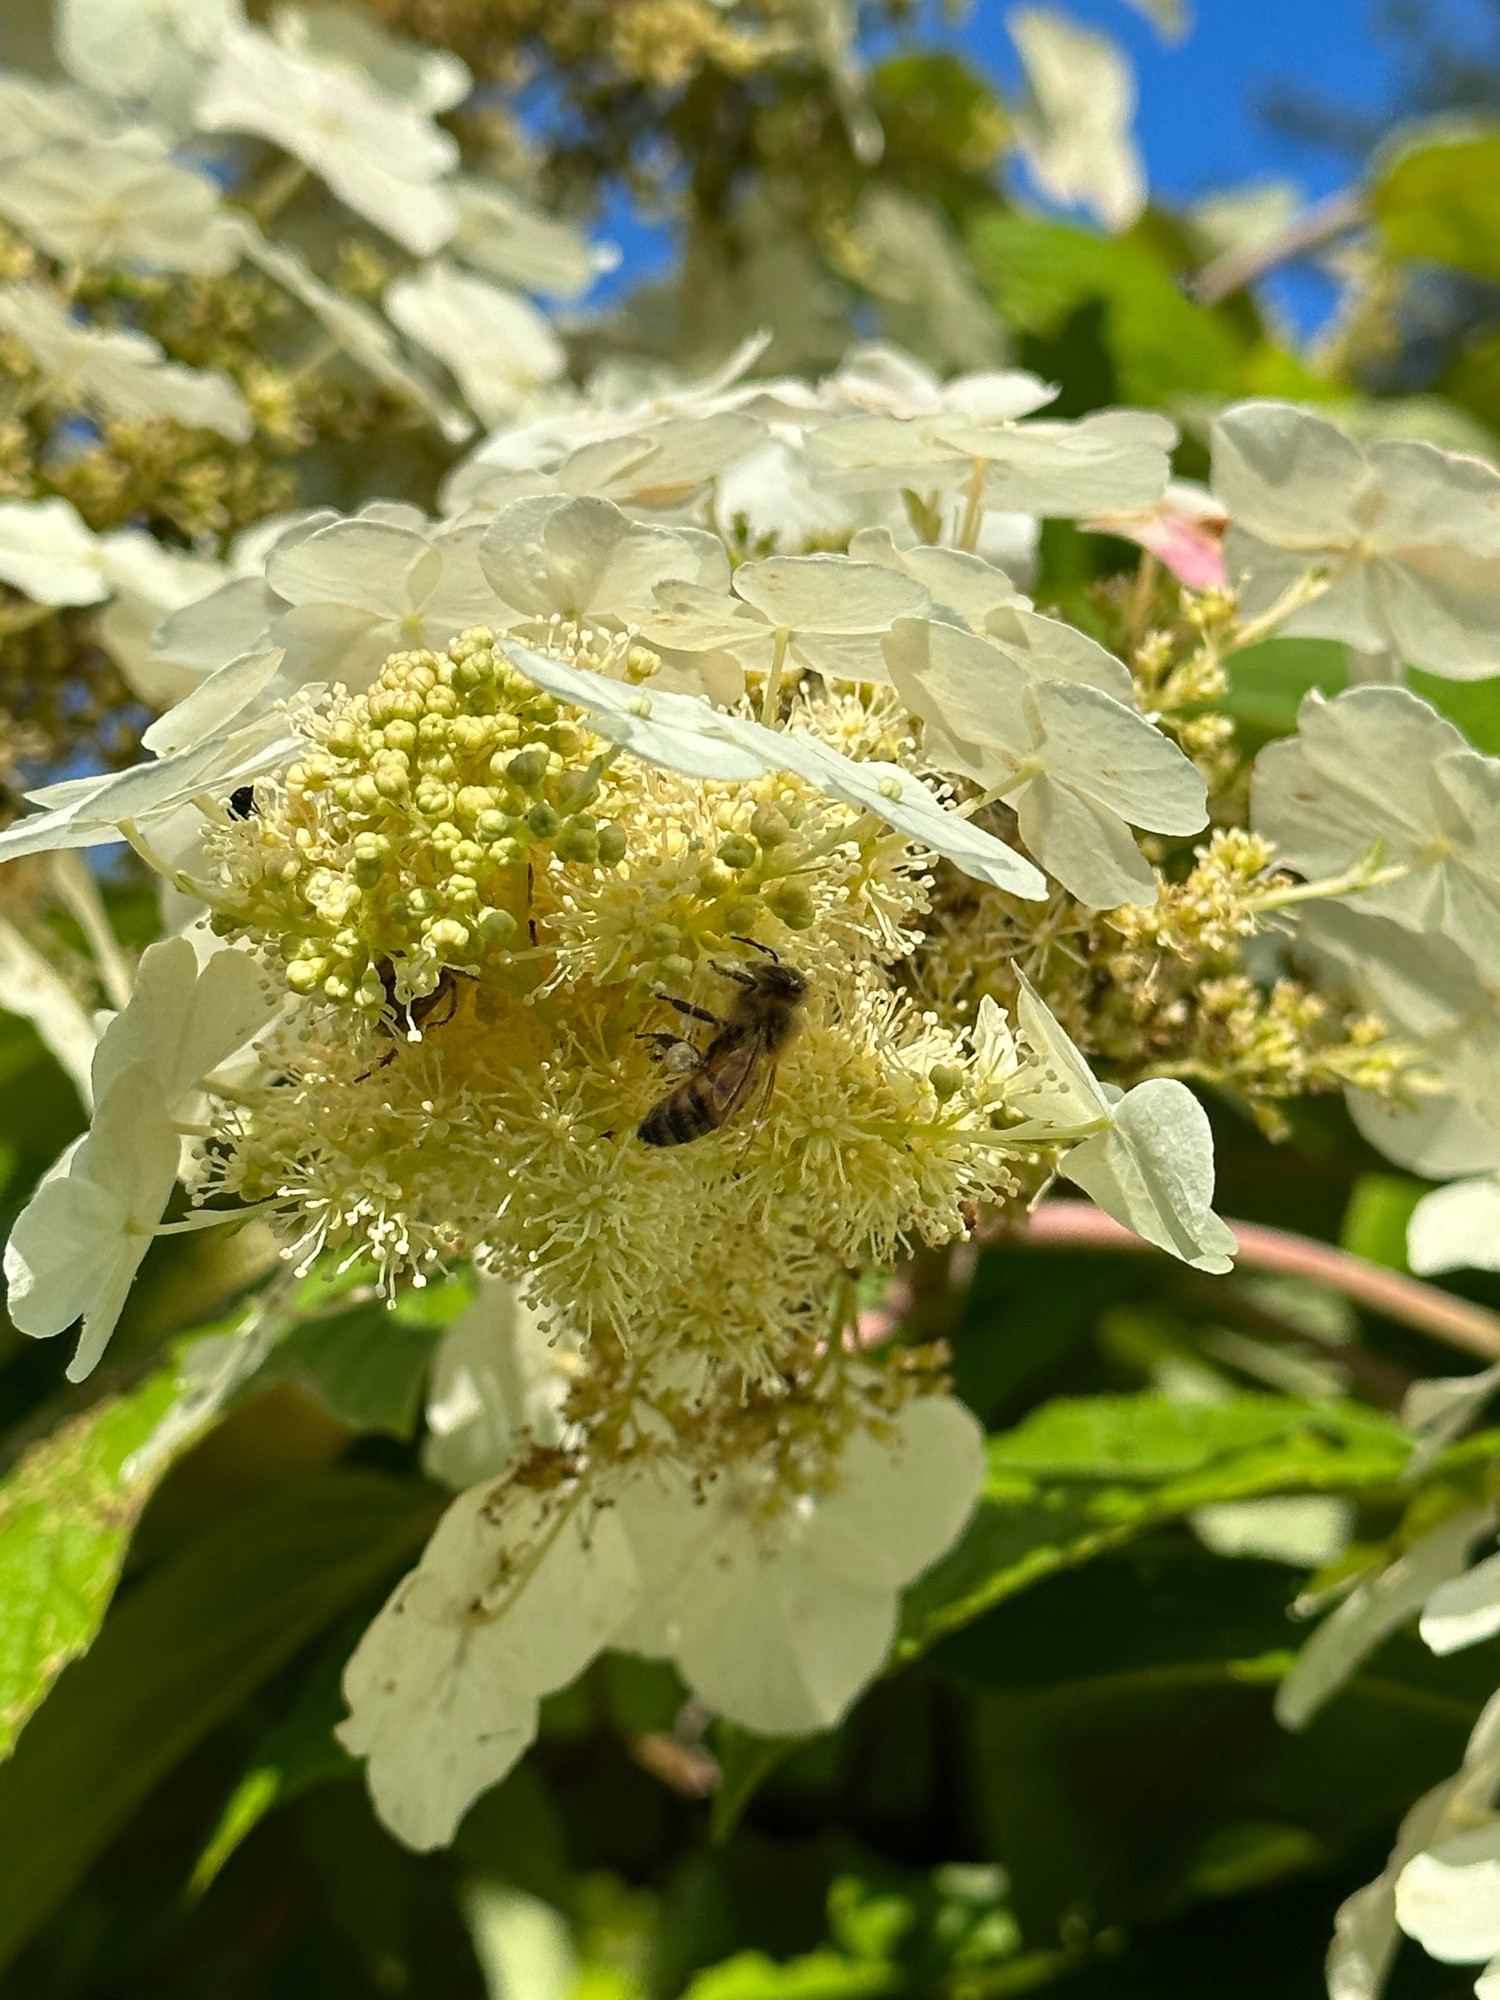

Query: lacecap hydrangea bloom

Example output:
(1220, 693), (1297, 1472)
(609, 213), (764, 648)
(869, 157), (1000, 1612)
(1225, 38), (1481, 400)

(8, 351), (1486, 1857)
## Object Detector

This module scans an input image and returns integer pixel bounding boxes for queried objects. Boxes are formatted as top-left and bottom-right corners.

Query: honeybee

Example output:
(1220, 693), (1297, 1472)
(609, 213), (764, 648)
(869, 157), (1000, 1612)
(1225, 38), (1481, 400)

(637, 942), (808, 1147)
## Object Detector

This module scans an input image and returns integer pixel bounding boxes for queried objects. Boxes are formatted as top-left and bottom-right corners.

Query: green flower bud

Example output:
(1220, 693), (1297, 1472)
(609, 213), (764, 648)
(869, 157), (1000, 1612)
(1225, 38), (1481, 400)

(476, 906), (518, 944)
(355, 965), (389, 1011)
(716, 835), (757, 871)
(554, 821), (599, 864)
(527, 801), (561, 839)
(929, 1064), (964, 1102)
(286, 959), (324, 994)
(750, 805), (790, 847)
(597, 825), (628, 866)
(451, 651), (495, 692)
(455, 785), (495, 823)
(415, 780), (454, 817)
(768, 882), (816, 930)
(426, 917), (471, 954)
(506, 748), (550, 790)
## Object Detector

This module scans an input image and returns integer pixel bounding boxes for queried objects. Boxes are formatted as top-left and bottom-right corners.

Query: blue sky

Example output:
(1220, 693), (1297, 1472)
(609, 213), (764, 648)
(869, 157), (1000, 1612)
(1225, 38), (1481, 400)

(961, 0), (1499, 331)
(964, 0), (1458, 207)
(594, 0), (1497, 332)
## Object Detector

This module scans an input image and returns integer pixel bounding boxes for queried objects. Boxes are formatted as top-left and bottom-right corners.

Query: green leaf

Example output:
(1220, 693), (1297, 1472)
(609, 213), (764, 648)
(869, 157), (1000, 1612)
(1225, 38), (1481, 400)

(1372, 126), (1500, 281)
(1409, 668), (1500, 754)
(711, 1723), (799, 1845)
(948, 1538), (1485, 1936)
(683, 1949), (898, 2000)
(276, 1276), (470, 1437)
(0, 1467), (441, 1971)
(1220, 638), (1348, 735)
(967, 212), (1242, 407)
(898, 1395), (1411, 1658)
(0, 1366), (183, 1762)
(188, 1632), (359, 1898)
(1340, 1173), (1426, 1272)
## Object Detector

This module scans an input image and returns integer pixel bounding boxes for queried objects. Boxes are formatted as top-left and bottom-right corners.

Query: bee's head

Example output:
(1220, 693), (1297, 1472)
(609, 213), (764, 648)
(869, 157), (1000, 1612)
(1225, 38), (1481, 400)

(753, 960), (808, 1002)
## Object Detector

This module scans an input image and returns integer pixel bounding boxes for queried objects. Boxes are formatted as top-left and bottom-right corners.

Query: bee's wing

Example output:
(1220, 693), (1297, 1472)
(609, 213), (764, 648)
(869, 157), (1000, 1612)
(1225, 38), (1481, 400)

(702, 1034), (765, 1123)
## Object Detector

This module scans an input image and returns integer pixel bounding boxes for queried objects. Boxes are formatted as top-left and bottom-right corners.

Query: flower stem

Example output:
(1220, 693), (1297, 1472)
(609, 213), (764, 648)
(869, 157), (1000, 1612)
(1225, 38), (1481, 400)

(1247, 848), (1413, 915)
(1126, 551), (1160, 651)
(759, 629), (789, 727)
(241, 157), (310, 226)
(1224, 570), (1332, 654)
(956, 458), (987, 553)
(50, 851), (133, 1010)
(1018, 1203), (1500, 1363)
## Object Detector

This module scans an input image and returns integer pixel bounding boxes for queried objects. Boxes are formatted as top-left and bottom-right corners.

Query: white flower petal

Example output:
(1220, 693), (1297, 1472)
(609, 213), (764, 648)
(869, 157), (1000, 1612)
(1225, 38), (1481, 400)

(1060, 1076), (1238, 1272)
(0, 497), (106, 606)
(1422, 1546), (1500, 1657)
(272, 3), (470, 114)
(1009, 7), (1147, 233)
(422, 1278), (572, 1491)
(732, 554), (929, 636)
(1028, 679), (1208, 836)
(385, 262), (565, 425)
(1213, 401), (1500, 677)
(4, 1060), (181, 1378)
(803, 1396), (985, 1592)
(0, 283), (250, 440)
(90, 934), (279, 1114)
(198, 25), (459, 254)
(479, 494), (718, 623)
(1276, 1506), (1495, 1731)
(1013, 773), (1158, 907)
(0, 916), (99, 1104)
(340, 1480), (637, 1847)
(1398, 1827), (1500, 1963)
(451, 178), (612, 298)
(1409, 1176), (1500, 1275)
(338, 1571), (539, 1852)
(0, 139), (239, 272)
(0, 713), (302, 863)
(616, 1395), (982, 1737)
(234, 220), (472, 441)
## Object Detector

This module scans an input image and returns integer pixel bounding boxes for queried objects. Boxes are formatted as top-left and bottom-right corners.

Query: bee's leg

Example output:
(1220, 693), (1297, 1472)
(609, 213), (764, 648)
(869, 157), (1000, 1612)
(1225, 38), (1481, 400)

(709, 961), (757, 989)
(526, 861), (538, 948)
(637, 1029), (694, 1062)
(411, 972), (460, 1034)
(746, 1061), (780, 1133)
(730, 935), (779, 962)
(353, 1043), (400, 1083)
(657, 993), (725, 1029)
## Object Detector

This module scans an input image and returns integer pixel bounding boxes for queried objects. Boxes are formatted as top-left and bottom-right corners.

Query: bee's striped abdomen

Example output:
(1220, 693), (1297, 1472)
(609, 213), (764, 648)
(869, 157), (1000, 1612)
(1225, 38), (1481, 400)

(636, 1033), (761, 1147)
(637, 1068), (725, 1146)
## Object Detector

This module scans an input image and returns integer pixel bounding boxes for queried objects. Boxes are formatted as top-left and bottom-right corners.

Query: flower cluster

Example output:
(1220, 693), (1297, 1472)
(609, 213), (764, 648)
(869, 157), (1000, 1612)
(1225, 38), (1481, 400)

(7, 235), (1500, 1871)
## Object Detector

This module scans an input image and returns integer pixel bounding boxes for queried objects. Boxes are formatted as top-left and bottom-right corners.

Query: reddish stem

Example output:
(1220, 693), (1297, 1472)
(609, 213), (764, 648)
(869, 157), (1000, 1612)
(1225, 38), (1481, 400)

(1016, 1206), (1500, 1364)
